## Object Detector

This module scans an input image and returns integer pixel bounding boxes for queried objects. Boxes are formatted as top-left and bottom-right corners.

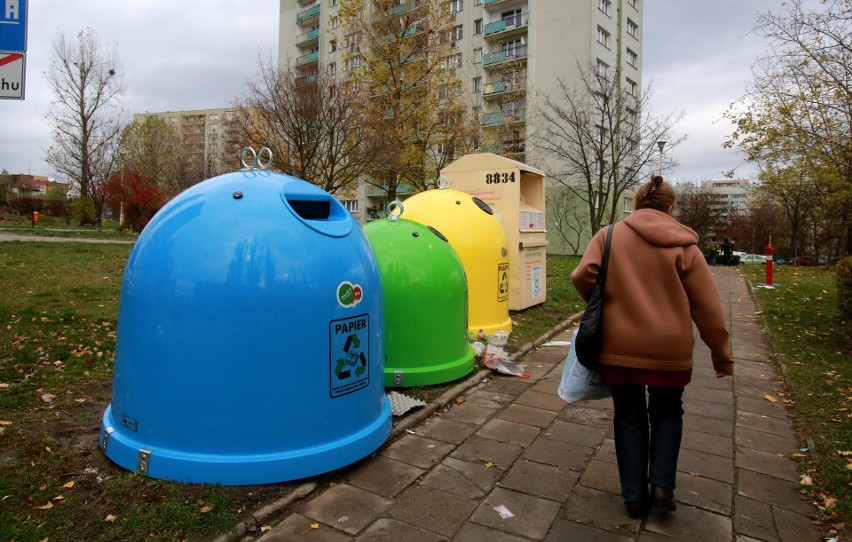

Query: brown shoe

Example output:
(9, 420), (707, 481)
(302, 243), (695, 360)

(625, 500), (650, 519)
(651, 485), (677, 511)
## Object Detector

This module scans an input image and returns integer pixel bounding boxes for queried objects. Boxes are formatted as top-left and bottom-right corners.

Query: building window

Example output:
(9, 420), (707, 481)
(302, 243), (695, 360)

(597, 0), (610, 15)
(627, 0), (637, 7)
(623, 197), (632, 213)
(473, 76), (481, 93)
(474, 18), (483, 34)
(596, 59), (609, 77)
(452, 25), (463, 41)
(474, 47), (482, 63)
(328, 62), (337, 75)
(594, 92), (606, 110)
(330, 40), (337, 52)
(626, 78), (637, 96)
(627, 19), (638, 38)
(474, 0), (482, 5)
(450, 0), (464, 14)
(596, 26), (610, 47)
(330, 16), (338, 29)
(330, 0), (338, 5)
(626, 48), (637, 67)
(343, 200), (358, 212)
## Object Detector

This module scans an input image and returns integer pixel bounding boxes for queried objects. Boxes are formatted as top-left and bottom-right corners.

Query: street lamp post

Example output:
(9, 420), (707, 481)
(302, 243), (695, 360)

(656, 140), (666, 176)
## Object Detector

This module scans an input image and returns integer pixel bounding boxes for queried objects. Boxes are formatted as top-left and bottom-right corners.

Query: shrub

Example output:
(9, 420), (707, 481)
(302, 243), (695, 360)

(8, 195), (41, 215)
(70, 196), (97, 225)
(43, 189), (69, 218)
(837, 256), (852, 321)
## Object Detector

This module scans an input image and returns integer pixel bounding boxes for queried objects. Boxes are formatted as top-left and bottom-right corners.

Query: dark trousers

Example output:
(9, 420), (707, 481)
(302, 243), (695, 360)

(610, 384), (684, 502)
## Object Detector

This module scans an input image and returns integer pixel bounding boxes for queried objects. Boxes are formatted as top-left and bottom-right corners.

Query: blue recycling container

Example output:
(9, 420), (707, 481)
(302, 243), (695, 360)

(100, 169), (391, 485)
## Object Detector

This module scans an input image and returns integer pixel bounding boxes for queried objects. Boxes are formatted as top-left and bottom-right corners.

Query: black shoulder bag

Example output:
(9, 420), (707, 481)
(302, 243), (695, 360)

(574, 224), (614, 371)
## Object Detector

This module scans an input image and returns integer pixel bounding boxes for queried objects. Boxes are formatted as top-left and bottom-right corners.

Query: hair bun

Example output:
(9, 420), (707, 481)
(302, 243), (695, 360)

(644, 176), (664, 199)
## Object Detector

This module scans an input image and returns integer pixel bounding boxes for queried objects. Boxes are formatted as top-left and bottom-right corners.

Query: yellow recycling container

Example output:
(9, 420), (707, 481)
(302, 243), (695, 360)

(403, 186), (512, 336)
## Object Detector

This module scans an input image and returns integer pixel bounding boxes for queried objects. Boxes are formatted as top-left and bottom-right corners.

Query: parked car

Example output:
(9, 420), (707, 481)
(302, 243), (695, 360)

(739, 254), (768, 264)
(788, 256), (827, 266)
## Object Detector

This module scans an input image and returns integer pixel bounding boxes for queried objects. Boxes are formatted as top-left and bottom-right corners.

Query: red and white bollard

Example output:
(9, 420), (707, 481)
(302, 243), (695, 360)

(765, 242), (774, 287)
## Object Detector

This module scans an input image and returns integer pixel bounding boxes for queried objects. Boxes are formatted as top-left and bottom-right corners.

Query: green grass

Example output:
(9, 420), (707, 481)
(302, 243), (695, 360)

(0, 239), (585, 541)
(0, 212), (138, 241)
(745, 265), (851, 524)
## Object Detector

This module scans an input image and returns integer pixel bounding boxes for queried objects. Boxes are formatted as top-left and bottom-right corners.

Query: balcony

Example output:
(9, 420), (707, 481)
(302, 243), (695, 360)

(296, 4), (320, 24)
(297, 0), (316, 6)
(484, 0), (512, 6)
(484, 12), (529, 39)
(296, 28), (320, 47)
(481, 109), (526, 127)
(391, 0), (420, 15)
(296, 51), (320, 67)
(483, 45), (527, 67)
(483, 79), (525, 99)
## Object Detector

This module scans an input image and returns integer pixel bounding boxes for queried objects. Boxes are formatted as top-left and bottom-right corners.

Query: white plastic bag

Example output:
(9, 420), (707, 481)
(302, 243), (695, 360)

(557, 330), (611, 403)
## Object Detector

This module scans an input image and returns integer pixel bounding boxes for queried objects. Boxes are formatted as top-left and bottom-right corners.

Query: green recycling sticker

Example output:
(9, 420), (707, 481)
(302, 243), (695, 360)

(337, 281), (364, 308)
(329, 314), (370, 398)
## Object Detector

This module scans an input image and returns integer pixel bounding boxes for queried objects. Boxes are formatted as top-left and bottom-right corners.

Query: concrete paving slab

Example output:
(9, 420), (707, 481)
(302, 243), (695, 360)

(736, 375), (782, 395)
(735, 446), (801, 482)
(736, 409), (795, 437)
(683, 385), (734, 405)
(578, 457), (621, 496)
(498, 403), (559, 428)
(545, 517), (635, 542)
(735, 425), (800, 454)
(354, 518), (444, 542)
(736, 395), (789, 419)
(680, 426), (734, 458)
(513, 389), (567, 412)
(523, 438), (596, 470)
(464, 390), (515, 408)
(499, 459), (578, 501)
(387, 485), (478, 538)
(678, 448), (735, 484)
(683, 412), (734, 437)
(772, 505), (823, 542)
(439, 403), (496, 425)
(480, 377), (532, 396)
(453, 522), (531, 542)
(345, 455), (424, 498)
(736, 365), (779, 380)
(737, 469), (814, 515)
(557, 404), (614, 428)
(419, 456), (502, 499)
(560, 485), (642, 536)
(676, 472), (732, 515)
(296, 484), (392, 536)
(733, 494), (778, 541)
(450, 434), (524, 470)
(683, 399), (736, 422)
(379, 434), (455, 469)
(469, 487), (561, 539)
(413, 416), (479, 444)
(257, 513), (353, 542)
(595, 438), (618, 464)
(476, 418), (542, 447)
(645, 504), (733, 542)
(544, 420), (609, 449)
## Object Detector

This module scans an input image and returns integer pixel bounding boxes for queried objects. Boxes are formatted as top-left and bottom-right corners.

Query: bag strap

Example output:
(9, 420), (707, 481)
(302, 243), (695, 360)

(598, 224), (615, 286)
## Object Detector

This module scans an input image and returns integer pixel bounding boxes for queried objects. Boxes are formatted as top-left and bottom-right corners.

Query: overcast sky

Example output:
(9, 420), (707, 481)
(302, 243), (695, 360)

(0, 1), (811, 183)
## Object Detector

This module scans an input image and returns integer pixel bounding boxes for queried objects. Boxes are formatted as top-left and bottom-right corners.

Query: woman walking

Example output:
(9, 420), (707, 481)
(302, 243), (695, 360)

(571, 176), (733, 519)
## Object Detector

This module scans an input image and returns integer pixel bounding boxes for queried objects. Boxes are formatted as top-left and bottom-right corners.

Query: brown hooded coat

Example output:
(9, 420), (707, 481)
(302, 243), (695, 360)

(571, 208), (734, 375)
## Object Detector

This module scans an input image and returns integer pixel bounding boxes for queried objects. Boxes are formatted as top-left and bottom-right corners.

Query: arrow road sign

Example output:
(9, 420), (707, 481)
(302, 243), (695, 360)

(0, 0), (28, 53)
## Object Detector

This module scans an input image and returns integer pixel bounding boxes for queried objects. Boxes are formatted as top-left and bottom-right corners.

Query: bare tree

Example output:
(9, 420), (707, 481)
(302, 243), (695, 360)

(45, 27), (125, 225)
(548, 188), (587, 255)
(674, 183), (723, 241)
(226, 58), (367, 197)
(338, 0), (479, 200)
(529, 63), (684, 236)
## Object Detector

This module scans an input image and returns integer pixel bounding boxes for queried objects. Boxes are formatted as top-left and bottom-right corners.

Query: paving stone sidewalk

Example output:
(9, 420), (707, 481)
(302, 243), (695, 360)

(250, 266), (821, 542)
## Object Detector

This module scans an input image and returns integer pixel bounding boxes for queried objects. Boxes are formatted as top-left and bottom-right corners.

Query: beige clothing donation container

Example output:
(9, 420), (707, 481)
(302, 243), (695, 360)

(441, 153), (547, 311)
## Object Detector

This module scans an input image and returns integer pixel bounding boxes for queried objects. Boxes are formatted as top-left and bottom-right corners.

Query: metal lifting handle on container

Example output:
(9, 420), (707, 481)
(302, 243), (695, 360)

(386, 200), (404, 221)
(240, 147), (273, 171)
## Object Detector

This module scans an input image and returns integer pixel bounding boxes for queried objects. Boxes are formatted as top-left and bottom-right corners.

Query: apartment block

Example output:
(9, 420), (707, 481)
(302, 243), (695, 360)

(133, 108), (236, 177)
(700, 179), (753, 222)
(280, 0), (643, 221)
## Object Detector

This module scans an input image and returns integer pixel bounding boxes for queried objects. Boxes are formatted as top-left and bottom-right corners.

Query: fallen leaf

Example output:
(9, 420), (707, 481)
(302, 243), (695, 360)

(801, 475), (814, 486)
(41, 394), (56, 403)
(0, 420), (12, 425)
(823, 497), (837, 509)
(200, 505), (213, 513)
(37, 501), (54, 510)
(105, 514), (117, 522)
(53, 495), (65, 501)
(837, 451), (852, 457)
(688, 471), (702, 477)
(62, 481), (75, 489)
(311, 523), (319, 529)
(455, 397), (465, 404)
(763, 395), (778, 403)
(484, 461), (494, 468)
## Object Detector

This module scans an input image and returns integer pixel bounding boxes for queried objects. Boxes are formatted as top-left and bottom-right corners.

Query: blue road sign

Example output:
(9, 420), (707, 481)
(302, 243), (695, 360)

(0, 0), (27, 53)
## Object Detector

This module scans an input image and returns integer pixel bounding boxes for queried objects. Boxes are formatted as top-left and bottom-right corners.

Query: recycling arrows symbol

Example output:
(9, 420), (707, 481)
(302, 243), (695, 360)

(335, 334), (367, 380)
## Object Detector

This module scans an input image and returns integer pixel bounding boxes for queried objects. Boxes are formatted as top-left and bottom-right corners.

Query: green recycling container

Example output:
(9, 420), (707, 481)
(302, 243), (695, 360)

(364, 212), (475, 387)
